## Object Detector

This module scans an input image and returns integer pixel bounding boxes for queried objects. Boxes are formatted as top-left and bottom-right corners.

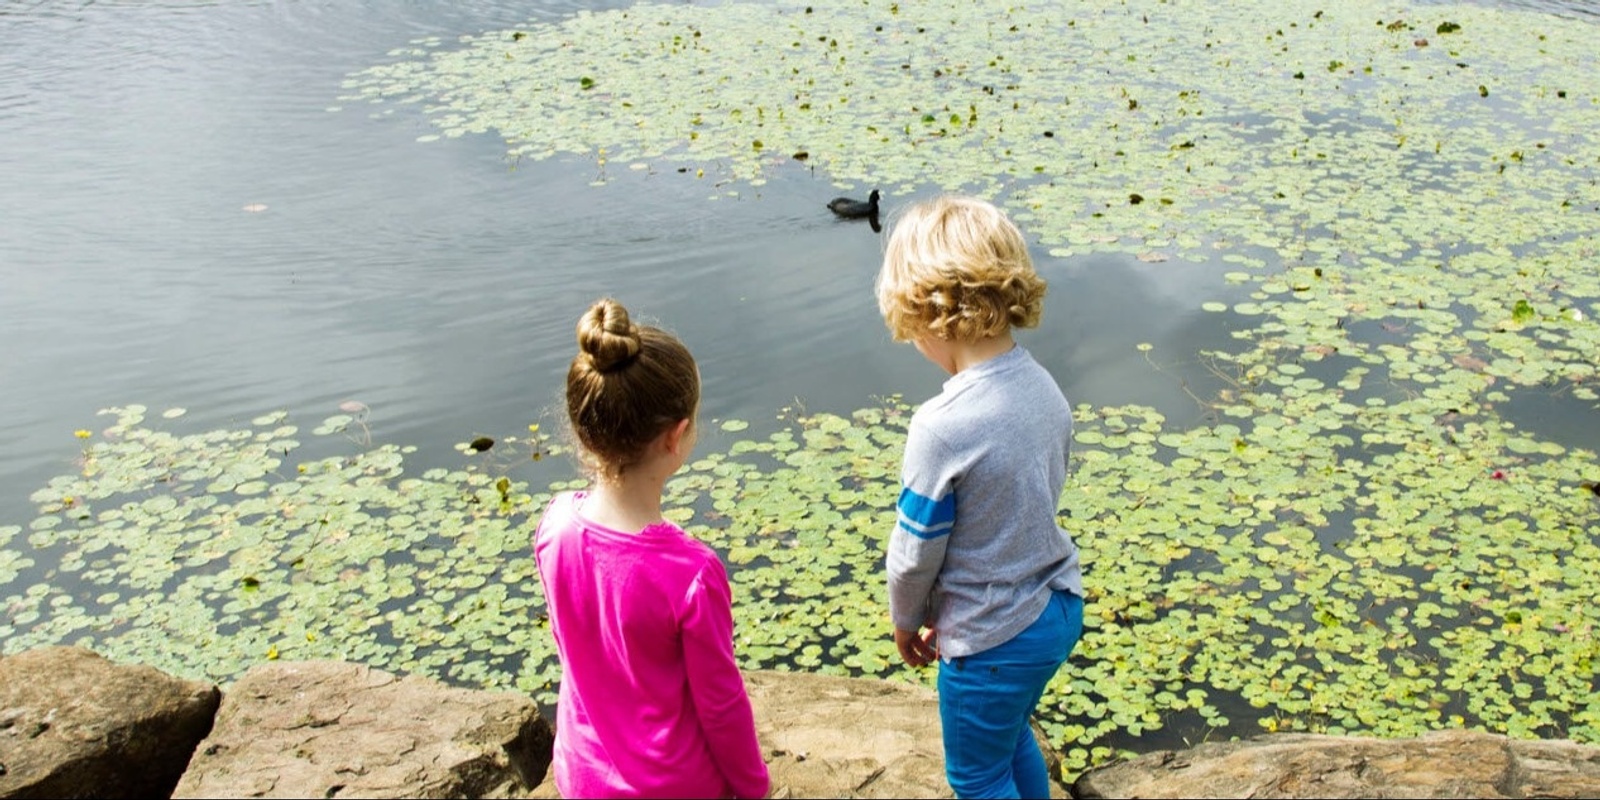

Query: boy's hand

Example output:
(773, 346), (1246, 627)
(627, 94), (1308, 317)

(894, 627), (938, 668)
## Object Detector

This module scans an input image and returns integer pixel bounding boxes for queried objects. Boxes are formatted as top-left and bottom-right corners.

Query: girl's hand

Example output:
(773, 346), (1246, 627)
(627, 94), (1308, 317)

(894, 627), (938, 668)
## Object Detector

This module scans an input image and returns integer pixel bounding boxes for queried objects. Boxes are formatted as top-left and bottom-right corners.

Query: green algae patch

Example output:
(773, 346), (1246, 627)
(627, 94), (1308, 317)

(343, 0), (1600, 405)
(6, 0), (1600, 783)
(6, 390), (1599, 777)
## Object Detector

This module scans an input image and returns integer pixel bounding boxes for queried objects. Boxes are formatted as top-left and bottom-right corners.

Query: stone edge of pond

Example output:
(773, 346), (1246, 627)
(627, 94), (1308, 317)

(4, 645), (1600, 799)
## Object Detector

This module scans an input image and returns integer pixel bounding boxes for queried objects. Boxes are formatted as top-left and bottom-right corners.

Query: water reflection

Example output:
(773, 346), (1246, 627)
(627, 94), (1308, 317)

(1, 0), (1594, 523)
(1424, 0), (1600, 18)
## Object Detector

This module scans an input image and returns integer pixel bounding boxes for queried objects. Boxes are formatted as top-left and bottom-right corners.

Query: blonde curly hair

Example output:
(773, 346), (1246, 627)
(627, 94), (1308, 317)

(875, 195), (1046, 343)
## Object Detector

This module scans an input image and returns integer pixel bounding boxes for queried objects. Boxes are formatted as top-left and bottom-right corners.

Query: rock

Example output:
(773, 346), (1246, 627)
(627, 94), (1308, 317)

(1072, 729), (1600, 799)
(0, 646), (220, 799)
(750, 670), (1069, 799)
(530, 669), (1067, 799)
(17, 646), (1600, 800)
(749, 670), (955, 799)
(173, 661), (551, 799)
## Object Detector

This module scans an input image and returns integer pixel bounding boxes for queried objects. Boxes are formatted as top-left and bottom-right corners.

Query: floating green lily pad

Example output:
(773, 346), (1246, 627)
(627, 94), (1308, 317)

(7, 0), (1600, 784)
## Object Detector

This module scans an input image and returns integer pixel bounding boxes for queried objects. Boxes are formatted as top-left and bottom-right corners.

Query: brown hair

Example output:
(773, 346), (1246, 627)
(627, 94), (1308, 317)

(876, 195), (1046, 342)
(565, 298), (699, 480)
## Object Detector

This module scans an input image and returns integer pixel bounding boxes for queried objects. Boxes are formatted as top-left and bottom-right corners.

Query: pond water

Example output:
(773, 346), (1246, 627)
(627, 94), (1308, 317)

(3, 0), (1599, 771)
(0, 0), (1257, 513)
(7, 0), (1598, 511)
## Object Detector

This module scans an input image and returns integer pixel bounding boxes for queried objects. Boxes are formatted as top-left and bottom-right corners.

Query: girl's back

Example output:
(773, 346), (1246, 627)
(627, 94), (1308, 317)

(536, 490), (747, 798)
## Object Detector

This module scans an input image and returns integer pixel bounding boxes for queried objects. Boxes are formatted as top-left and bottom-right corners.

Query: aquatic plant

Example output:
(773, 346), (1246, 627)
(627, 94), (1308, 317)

(335, 2), (1600, 767)
(7, 383), (1598, 777)
(5, 0), (1599, 780)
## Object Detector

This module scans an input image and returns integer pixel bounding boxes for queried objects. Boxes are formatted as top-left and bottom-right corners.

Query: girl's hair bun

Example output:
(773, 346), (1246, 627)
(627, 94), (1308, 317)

(565, 297), (699, 479)
(576, 298), (642, 372)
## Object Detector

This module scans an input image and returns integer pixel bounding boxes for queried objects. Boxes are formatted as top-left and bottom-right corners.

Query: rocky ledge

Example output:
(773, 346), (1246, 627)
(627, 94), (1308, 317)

(2, 646), (1598, 798)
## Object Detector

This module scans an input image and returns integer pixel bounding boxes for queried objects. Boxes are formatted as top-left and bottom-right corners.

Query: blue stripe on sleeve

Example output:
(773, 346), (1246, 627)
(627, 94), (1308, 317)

(896, 485), (955, 540)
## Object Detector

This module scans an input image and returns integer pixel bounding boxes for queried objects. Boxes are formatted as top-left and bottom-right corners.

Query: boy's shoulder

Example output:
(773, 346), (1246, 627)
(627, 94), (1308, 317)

(927, 347), (1058, 406)
(913, 350), (1067, 440)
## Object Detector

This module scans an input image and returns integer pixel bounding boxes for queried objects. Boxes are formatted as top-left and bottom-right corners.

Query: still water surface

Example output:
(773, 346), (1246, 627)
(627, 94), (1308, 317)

(0, 0), (1271, 522)
(2, 0), (1596, 577)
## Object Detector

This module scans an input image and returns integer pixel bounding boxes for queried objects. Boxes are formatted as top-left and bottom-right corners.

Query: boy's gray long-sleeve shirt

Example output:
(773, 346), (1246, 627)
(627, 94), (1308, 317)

(888, 345), (1083, 659)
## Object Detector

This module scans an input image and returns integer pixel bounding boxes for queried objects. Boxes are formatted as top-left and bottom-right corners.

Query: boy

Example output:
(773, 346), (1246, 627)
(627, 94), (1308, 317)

(876, 195), (1085, 799)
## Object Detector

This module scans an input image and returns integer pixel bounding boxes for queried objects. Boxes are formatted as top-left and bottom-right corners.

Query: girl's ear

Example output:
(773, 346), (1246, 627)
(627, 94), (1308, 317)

(663, 417), (692, 455)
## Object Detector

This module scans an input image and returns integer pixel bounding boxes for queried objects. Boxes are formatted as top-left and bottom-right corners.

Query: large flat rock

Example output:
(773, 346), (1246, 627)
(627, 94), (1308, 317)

(748, 670), (1069, 799)
(748, 670), (955, 799)
(1073, 729), (1600, 799)
(531, 669), (1066, 799)
(173, 660), (551, 799)
(0, 646), (220, 799)
(15, 645), (1600, 800)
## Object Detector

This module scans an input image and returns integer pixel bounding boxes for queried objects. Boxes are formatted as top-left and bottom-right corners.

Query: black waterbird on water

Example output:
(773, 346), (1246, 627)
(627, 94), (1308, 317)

(827, 189), (880, 219)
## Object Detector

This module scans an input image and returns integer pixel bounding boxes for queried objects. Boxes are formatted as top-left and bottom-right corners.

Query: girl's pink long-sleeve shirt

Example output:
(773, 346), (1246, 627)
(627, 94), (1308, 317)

(533, 491), (770, 799)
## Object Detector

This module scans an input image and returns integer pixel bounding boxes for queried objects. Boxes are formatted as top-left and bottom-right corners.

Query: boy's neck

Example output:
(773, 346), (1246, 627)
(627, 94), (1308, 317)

(939, 331), (1016, 376)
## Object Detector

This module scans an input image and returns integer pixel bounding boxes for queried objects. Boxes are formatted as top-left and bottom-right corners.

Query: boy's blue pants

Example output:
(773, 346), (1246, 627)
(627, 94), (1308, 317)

(937, 589), (1084, 799)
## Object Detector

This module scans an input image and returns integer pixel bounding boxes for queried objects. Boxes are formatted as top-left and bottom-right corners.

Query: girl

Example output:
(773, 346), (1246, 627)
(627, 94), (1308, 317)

(533, 298), (769, 799)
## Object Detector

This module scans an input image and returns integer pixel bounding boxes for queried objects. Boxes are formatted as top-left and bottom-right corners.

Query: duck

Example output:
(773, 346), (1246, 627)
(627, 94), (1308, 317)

(827, 189), (880, 219)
